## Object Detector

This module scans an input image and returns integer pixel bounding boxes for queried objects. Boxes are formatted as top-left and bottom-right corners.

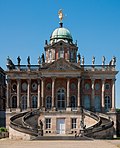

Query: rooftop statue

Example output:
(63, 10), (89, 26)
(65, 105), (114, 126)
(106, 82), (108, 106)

(17, 56), (21, 65)
(27, 56), (30, 65)
(92, 56), (95, 65)
(58, 9), (63, 22)
(102, 56), (105, 65)
(112, 56), (116, 65)
(78, 53), (81, 65)
(38, 56), (41, 65)
(7, 56), (15, 70)
(81, 56), (84, 65)
(41, 53), (45, 63)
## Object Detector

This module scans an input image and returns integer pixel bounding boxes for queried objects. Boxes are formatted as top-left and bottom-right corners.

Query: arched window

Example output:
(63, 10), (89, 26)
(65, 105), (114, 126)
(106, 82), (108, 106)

(84, 95), (90, 110)
(70, 96), (77, 109)
(31, 95), (37, 108)
(70, 51), (74, 61)
(94, 96), (101, 112)
(58, 48), (64, 58)
(21, 95), (27, 110)
(49, 51), (52, 60)
(105, 96), (111, 112)
(12, 96), (17, 108)
(46, 96), (52, 109)
(57, 88), (66, 110)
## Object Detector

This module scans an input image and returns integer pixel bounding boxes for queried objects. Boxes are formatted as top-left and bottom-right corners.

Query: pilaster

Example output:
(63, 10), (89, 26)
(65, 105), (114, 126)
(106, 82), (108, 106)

(112, 78), (116, 112)
(67, 78), (70, 108)
(41, 78), (44, 107)
(37, 79), (41, 108)
(27, 79), (31, 108)
(52, 77), (55, 109)
(102, 79), (105, 112)
(77, 77), (81, 108)
(17, 79), (21, 111)
(91, 79), (95, 111)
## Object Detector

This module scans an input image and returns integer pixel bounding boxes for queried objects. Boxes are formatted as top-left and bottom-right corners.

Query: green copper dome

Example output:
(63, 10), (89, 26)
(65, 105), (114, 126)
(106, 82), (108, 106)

(50, 23), (73, 43)
(51, 27), (72, 40)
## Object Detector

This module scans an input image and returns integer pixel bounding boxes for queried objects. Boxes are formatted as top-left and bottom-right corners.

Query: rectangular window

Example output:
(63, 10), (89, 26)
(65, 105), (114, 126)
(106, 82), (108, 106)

(45, 118), (51, 129)
(71, 118), (77, 129)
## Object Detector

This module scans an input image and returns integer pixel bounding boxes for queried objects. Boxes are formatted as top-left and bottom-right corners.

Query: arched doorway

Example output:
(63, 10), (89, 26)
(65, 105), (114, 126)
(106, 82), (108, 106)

(84, 95), (90, 110)
(70, 96), (77, 109)
(11, 96), (17, 108)
(57, 88), (66, 110)
(21, 95), (27, 110)
(94, 96), (101, 112)
(46, 96), (52, 109)
(31, 95), (37, 108)
(105, 96), (111, 112)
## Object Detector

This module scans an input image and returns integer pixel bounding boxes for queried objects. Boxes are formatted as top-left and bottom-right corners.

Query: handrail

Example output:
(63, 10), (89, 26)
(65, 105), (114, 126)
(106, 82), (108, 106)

(10, 111), (38, 136)
(83, 109), (101, 130)
(22, 109), (40, 129)
(84, 113), (114, 136)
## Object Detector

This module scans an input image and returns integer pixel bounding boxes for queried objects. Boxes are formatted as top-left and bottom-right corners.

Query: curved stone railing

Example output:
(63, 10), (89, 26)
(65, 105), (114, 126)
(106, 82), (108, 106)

(84, 109), (101, 130)
(84, 111), (114, 136)
(22, 109), (40, 130)
(10, 112), (38, 136)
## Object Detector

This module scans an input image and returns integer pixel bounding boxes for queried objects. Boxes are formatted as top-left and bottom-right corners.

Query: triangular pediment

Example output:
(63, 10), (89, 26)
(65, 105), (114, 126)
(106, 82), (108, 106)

(43, 58), (80, 71)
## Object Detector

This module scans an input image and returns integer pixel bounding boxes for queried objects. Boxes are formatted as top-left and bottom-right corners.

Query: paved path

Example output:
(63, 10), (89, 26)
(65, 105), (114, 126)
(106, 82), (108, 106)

(0, 138), (120, 148)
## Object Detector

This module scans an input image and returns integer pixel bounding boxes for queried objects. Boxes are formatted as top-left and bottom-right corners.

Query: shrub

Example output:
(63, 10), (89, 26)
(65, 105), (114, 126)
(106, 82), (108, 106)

(116, 108), (120, 113)
(0, 127), (7, 132)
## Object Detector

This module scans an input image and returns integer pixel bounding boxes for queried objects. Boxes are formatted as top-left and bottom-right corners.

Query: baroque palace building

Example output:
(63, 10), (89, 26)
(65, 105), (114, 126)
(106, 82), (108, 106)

(6, 11), (118, 139)
(0, 67), (6, 127)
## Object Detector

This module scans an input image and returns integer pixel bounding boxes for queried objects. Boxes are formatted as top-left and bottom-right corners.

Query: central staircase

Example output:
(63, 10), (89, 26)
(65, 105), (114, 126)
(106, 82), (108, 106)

(9, 109), (114, 140)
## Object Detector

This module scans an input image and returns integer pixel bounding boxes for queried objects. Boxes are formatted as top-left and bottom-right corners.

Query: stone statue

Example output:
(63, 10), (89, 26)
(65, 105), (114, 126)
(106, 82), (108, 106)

(39, 120), (43, 130)
(27, 56), (30, 65)
(6, 56), (15, 70)
(7, 56), (10, 65)
(41, 53), (45, 63)
(58, 9), (63, 22)
(112, 56), (116, 65)
(109, 60), (112, 65)
(78, 53), (81, 64)
(75, 40), (77, 46)
(81, 56), (84, 65)
(38, 56), (41, 65)
(92, 56), (95, 65)
(17, 56), (21, 65)
(102, 56), (105, 65)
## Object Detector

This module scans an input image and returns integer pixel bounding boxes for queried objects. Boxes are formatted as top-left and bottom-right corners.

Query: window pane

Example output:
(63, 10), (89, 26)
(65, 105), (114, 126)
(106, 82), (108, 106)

(71, 118), (76, 129)
(46, 118), (51, 129)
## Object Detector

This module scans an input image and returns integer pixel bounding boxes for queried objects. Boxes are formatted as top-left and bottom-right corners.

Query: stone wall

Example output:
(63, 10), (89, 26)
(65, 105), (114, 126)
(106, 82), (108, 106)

(116, 112), (120, 136)
(9, 126), (35, 140)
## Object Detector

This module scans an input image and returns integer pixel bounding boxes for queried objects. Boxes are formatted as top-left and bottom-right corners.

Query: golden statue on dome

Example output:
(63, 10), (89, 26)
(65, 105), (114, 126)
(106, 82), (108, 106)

(58, 9), (64, 22)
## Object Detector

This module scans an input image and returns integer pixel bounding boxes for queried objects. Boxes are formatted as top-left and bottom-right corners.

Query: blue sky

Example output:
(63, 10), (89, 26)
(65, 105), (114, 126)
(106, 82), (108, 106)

(0, 0), (120, 107)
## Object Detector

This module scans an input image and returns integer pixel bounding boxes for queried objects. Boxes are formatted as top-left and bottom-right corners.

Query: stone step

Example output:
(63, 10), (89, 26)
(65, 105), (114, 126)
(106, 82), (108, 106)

(32, 135), (93, 141)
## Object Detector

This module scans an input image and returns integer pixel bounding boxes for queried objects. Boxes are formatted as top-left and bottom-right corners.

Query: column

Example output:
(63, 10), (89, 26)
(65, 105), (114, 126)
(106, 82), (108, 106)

(41, 78), (44, 107)
(27, 79), (31, 108)
(81, 78), (84, 107)
(6, 79), (10, 109)
(37, 79), (41, 108)
(112, 79), (116, 111)
(78, 77), (81, 108)
(52, 78), (55, 108)
(102, 79), (105, 112)
(67, 78), (70, 107)
(91, 79), (95, 111)
(17, 79), (21, 109)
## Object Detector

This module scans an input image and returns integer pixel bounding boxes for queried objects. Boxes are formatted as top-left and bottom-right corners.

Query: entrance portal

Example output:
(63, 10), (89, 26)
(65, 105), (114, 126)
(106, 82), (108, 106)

(56, 119), (65, 134)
